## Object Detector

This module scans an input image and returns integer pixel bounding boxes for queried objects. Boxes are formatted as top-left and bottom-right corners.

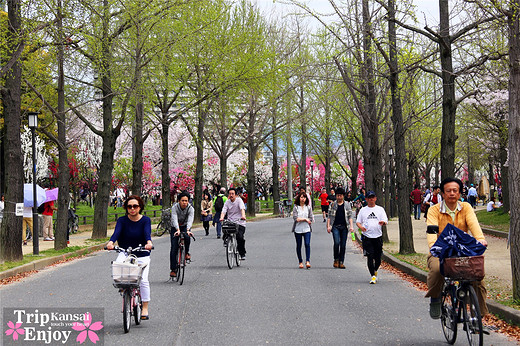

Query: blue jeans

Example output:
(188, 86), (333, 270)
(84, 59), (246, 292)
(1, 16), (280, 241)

(213, 213), (222, 237)
(170, 225), (191, 271)
(332, 225), (348, 262)
(414, 203), (421, 219)
(294, 232), (311, 263)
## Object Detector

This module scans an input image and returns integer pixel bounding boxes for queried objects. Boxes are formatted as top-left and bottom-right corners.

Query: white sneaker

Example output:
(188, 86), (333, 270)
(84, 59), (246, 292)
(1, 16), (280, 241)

(370, 276), (377, 284)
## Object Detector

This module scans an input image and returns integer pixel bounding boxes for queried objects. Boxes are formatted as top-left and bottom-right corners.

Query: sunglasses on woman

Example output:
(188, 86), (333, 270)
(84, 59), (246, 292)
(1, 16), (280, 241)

(127, 204), (140, 209)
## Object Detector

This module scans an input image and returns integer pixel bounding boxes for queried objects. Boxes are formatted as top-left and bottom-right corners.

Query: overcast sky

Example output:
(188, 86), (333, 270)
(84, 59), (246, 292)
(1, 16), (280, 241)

(254, 0), (440, 27)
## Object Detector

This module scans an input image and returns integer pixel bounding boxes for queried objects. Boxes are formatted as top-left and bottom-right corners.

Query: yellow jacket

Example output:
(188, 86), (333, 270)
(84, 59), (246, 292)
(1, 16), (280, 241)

(426, 201), (485, 249)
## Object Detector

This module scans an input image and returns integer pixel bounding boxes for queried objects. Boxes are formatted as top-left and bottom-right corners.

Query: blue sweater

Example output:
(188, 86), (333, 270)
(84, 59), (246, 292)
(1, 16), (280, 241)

(109, 215), (152, 257)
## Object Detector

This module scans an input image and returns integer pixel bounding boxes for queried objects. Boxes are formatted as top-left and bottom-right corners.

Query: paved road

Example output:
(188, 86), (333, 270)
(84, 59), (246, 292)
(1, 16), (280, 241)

(1, 217), (515, 345)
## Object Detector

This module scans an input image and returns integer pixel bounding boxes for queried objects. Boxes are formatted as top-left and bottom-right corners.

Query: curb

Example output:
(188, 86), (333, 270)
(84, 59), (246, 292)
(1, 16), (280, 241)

(0, 243), (106, 281)
(482, 227), (509, 239)
(381, 251), (520, 326)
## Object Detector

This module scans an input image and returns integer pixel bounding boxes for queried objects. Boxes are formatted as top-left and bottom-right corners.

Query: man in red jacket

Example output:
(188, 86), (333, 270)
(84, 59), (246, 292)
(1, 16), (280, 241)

(410, 184), (422, 220)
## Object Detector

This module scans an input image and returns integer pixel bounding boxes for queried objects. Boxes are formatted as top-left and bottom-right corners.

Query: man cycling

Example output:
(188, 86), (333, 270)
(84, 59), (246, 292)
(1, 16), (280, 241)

(220, 188), (247, 260)
(425, 177), (488, 329)
(170, 192), (194, 278)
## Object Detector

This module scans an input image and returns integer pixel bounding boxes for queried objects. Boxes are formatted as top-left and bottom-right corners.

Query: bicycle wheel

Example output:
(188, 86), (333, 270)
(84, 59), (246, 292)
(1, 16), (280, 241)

(133, 291), (142, 325)
(158, 224), (169, 237)
(463, 285), (483, 346)
(178, 244), (185, 285)
(441, 284), (458, 344)
(226, 236), (234, 269)
(123, 289), (132, 333)
(234, 237), (241, 267)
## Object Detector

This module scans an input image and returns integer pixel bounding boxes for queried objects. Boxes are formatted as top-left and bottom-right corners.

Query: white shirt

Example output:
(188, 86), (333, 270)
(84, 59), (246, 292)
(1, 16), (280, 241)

(356, 205), (388, 238)
(294, 205), (311, 233)
(486, 201), (496, 212)
(0, 200), (4, 219)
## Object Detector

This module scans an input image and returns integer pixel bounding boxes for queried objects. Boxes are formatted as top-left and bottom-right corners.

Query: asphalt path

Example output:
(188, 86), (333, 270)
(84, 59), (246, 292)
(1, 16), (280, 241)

(1, 217), (515, 345)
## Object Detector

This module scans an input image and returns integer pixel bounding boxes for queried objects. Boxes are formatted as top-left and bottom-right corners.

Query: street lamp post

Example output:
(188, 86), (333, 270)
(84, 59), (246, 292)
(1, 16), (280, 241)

(388, 148), (394, 218)
(28, 112), (39, 255)
(310, 159), (314, 208)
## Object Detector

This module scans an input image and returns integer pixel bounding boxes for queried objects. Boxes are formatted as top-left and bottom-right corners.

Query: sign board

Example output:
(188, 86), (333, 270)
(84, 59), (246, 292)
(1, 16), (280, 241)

(15, 203), (24, 216)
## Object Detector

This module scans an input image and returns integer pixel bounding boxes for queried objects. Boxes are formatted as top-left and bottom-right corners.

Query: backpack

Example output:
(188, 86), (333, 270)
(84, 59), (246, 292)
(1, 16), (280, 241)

(214, 195), (224, 212)
(37, 204), (45, 214)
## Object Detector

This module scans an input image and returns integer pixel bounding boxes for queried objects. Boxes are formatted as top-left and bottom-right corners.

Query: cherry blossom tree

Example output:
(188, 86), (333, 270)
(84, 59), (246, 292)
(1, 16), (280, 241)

(21, 126), (49, 183)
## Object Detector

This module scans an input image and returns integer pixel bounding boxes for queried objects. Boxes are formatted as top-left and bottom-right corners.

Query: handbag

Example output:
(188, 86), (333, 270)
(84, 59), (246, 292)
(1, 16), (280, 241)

(421, 203), (428, 213)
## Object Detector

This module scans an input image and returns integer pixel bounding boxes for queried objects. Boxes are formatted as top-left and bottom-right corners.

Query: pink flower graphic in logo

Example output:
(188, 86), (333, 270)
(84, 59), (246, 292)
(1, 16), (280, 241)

(5, 321), (25, 341)
(72, 312), (103, 344)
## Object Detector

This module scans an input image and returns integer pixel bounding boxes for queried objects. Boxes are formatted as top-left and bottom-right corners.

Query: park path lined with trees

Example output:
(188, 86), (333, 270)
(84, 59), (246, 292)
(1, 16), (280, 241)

(1, 0), (519, 301)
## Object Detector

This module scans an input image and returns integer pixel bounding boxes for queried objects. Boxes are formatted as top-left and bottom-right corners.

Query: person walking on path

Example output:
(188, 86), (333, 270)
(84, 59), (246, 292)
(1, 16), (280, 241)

(106, 195), (153, 319)
(170, 192), (194, 278)
(201, 191), (213, 236)
(326, 188), (354, 269)
(212, 188), (227, 239)
(425, 177), (489, 322)
(22, 206), (33, 245)
(410, 184), (422, 219)
(467, 183), (478, 208)
(319, 188), (329, 222)
(220, 188), (247, 260)
(423, 185), (442, 219)
(42, 201), (57, 241)
(292, 191), (314, 269)
(356, 190), (388, 284)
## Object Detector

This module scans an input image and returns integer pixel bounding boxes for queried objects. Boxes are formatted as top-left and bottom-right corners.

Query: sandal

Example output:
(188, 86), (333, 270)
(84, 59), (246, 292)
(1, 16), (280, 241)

(298, 263), (304, 269)
(306, 261), (311, 269)
(141, 315), (150, 320)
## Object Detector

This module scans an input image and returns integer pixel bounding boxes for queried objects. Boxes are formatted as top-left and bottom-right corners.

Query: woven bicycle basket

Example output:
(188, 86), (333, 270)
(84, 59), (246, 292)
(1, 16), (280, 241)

(111, 261), (143, 287)
(443, 255), (485, 281)
(222, 222), (239, 233)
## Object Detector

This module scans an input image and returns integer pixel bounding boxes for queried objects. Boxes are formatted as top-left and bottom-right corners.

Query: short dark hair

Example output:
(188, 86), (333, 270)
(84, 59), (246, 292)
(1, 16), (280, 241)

(124, 195), (144, 214)
(414, 184), (419, 189)
(440, 177), (463, 193)
(294, 191), (309, 206)
(335, 187), (345, 196)
(178, 192), (190, 201)
(228, 188), (237, 195)
(433, 185), (440, 190)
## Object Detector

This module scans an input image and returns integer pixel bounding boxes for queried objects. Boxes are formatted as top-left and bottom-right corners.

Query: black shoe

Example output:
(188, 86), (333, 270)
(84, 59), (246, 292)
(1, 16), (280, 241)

(217, 235), (221, 239)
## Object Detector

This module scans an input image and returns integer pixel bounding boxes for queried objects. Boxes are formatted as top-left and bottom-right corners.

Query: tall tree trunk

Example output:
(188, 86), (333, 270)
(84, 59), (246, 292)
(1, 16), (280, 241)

(388, 0), (414, 253)
(247, 140), (256, 217)
(271, 114), (280, 212)
(91, 73), (117, 239)
(361, 0), (383, 197)
(55, 0), (70, 250)
(508, 0), (520, 300)
(300, 122), (307, 190)
(350, 148), (359, 193)
(161, 118), (171, 208)
(220, 138), (228, 188)
(439, 0), (457, 179)
(500, 147), (510, 212)
(193, 107), (206, 219)
(0, 0), (24, 261)
(131, 100), (144, 197)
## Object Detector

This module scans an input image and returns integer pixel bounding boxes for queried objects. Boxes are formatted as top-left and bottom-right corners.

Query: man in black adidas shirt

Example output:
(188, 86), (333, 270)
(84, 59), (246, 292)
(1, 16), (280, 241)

(355, 191), (388, 284)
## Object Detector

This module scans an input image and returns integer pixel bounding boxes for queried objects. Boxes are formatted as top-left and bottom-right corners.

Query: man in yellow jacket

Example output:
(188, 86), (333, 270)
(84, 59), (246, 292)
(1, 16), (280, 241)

(426, 177), (488, 321)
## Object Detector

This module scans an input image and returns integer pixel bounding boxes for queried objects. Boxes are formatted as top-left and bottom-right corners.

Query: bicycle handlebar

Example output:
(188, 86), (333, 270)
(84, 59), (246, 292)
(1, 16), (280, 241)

(104, 245), (154, 253)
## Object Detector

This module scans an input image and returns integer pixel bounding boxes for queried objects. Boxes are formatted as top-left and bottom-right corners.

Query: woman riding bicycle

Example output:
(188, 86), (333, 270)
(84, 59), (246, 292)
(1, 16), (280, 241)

(106, 195), (153, 320)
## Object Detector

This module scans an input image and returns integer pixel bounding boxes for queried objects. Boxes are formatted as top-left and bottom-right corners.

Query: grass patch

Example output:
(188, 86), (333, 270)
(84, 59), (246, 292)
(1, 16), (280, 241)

(387, 251), (428, 272)
(0, 245), (91, 272)
(476, 208), (510, 232)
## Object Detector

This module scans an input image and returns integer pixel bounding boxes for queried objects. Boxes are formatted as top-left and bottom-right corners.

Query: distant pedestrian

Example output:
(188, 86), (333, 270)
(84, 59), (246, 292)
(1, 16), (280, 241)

(356, 190), (388, 284)
(423, 185), (442, 219)
(410, 184), (422, 219)
(212, 188), (227, 239)
(22, 206), (33, 245)
(319, 188), (329, 222)
(292, 191), (314, 269)
(326, 188), (354, 269)
(201, 191), (213, 236)
(467, 184), (478, 208)
(42, 201), (57, 241)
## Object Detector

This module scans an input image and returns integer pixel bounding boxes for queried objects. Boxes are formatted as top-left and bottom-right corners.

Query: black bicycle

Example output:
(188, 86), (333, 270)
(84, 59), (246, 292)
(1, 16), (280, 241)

(154, 209), (171, 237)
(173, 231), (195, 285)
(106, 245), (153, 333)
(222, 220), (241, 269)
(441, 278), (483, 346)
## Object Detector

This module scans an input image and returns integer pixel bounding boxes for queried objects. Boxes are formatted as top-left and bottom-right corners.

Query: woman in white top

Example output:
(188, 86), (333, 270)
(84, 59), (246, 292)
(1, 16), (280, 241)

(292, 191), (314, 269)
